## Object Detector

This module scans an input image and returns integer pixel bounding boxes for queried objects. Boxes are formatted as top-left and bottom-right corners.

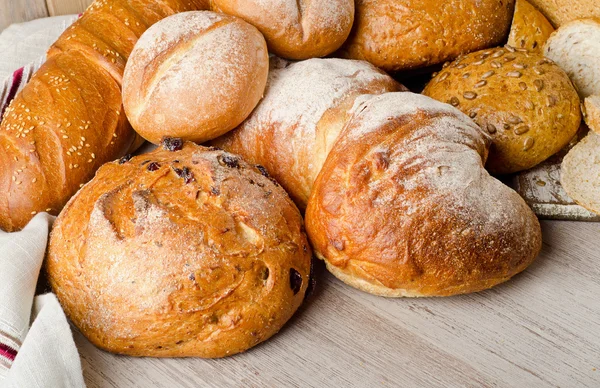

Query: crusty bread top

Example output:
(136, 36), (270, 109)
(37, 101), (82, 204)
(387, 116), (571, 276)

(561, 131), (600, 216)
(508, 0), (554, 53)
(527, 0), (600, 27)
(211, 57), (403, 208)
(544, 18), (600, 99)
(47, 140), (311, 358)
(305, 92), (542, 297)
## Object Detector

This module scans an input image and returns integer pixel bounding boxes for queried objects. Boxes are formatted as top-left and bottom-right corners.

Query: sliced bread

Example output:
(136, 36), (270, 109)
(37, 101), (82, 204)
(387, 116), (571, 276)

(584, 95), (600, 135)
(561, 131), (600, 215)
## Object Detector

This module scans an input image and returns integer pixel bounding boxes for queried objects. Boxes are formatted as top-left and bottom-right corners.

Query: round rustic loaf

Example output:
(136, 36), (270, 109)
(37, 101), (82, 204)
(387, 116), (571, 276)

(305, 92), (542, 297)
(423, 47), (581, 175)
(210, 0), (354, 60)
(46, 140), (311, 358)
(122, 11), (269, 144)
(211, 57), (404, 208)
(339, 0), (515, 72)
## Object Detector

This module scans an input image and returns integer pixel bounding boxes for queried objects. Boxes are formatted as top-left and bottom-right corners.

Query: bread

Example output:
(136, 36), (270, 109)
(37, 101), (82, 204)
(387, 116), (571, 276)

(209, 0), (354, 60)
(584, 95), (600, 134)
(561, 131), (600, 215)
(0, 0), (209, 232)
(122, 11), (269, 144)
(423, 48), (581, 175)
(211, 57), (404, 208)
(339, 0), (515, 72)
(305, 92), (542, 297)
(508, 0), (554, 53)
(46, 140), (311, 358)
(526, 0), (600, 27)
(544, 18), (600, 99)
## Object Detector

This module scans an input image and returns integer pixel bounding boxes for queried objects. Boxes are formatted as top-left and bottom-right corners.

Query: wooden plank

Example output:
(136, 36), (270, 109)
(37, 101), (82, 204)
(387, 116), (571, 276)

(0, 0), (48, 31)
(76, 220), (600, 387)
(46, 0), (93, 16)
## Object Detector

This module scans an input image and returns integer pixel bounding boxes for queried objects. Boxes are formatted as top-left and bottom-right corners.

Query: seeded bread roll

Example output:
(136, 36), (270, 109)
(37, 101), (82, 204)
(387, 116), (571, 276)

(123, 11), (269, 144)
(339, 0), (515, 72)
(305, 93), (542, 297)
(561, 131), (600, 215)
(46, 140), (311, 358)
(544, 18), (600, 99)
(584, 95), (600, 135)
(423, 48), (581, 175)
(508, 0), (554, 53)
(210, 0), (354, 60)
(526, 0), (600, 27)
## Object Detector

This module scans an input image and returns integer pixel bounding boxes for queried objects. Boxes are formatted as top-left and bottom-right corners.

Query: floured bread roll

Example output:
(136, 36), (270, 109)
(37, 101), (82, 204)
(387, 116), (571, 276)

(46, 140), (311, 358)
(305, 93), (542, 297)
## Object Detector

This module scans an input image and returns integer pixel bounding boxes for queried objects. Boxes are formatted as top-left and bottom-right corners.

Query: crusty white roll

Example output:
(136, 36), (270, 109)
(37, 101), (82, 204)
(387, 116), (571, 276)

(210, 0), (354, 60)
(305, 93), (542, 297)
(46, 140), (311, 358)
(123, 11), (269, 144)
(211, 57), (405, 208)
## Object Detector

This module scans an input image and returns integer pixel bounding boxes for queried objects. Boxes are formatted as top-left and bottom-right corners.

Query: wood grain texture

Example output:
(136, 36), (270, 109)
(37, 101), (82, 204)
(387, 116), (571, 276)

(46, 0), (93, 16)
(76, 220), (600, 387)
(0, 0), (48, 32)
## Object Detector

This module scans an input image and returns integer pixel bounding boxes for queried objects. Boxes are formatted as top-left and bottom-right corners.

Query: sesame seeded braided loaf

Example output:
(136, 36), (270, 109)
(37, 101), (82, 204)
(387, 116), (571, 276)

(0, 0), (208, 232)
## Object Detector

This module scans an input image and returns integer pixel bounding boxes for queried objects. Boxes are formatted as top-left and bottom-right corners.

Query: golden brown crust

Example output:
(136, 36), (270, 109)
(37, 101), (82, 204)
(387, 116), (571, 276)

(339, 0), (515, 72)
(305, 93), (542, 297)
(46, 141), (311, 358)
(209, 0), (354, 60)
(423, 48), (581, 175)
(211, 58), (404, 209)
(0, 0), (209, 232)
(527, 0), (600, 27)
(584, 96), (600, 135)
(123, 11), (269, 144)
(508, 0), (555, 53)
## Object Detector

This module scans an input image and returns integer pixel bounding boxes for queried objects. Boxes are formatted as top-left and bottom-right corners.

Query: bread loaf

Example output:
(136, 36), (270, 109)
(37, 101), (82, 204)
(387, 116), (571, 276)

(544, 18), (600, 99)
(508, 0), (554, 53)
(305, 92), (542, 297)
(122, 11), (269, 144)
(561, 131), (600, 215)
(526, 0), (600, 27)
(423, 48), (581, 175)
(210, 0), (354, 60)
(584, 95), (600, 135)
(0, 0), (209, 232)
(339, 0), (515, 72)
(211, 58), (404, 208)
(46, 140), (311, 358)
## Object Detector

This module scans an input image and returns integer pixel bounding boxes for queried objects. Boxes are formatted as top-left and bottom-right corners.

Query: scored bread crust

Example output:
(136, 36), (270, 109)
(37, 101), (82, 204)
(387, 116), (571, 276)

(339, 0), (515, 72)
(46, 141), (311, 358)
(305, 93), (542, 297)
(561, 131), (600, 216)
(423, 48), (581, 175)
(209, 0), (354, 60)
(122, 11), (269, 144)
(526, 0), (600, 27)
(211, 57), (404, 209)
(508, 0), (554, 53)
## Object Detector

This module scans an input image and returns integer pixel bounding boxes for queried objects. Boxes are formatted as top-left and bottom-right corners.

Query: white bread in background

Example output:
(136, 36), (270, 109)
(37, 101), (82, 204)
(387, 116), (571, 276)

(544, 18), (600, 99)
(508, 0), (554, 53)
(561, 131), (600, 215)
(527, 0), (600, 27)
(584, 95), (600, 135)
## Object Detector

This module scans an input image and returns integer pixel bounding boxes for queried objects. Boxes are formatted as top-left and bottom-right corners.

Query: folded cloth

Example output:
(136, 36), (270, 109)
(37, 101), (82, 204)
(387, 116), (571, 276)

(0, 15), (85, 388)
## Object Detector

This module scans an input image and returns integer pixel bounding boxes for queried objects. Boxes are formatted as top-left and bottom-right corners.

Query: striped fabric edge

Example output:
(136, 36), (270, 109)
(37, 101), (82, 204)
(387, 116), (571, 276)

(0, 330), (22, 372)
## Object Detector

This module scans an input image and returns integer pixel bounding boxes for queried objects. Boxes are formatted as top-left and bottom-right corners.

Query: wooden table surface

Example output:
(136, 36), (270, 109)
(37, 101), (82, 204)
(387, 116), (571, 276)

(73, 220), (600, 387)
(0, 0), (92, 31)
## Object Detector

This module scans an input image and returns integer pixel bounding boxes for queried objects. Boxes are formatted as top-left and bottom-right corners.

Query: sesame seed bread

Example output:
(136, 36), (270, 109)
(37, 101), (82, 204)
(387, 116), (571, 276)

(209, 0), (354, 60)
(423, 48), (581, 175)
(122, 11), (269, 144)
(508, 0), (555, 53)
(561, 131), (600, 215)
(544, 19), (600, 99)
(46, 140), (312, 358)
(305, 92), (542, 297)
(0, 0), (209, 232)
(584, 95), (600, 135)
(339, 0), (515, 72)
(526, 0), (600, 27)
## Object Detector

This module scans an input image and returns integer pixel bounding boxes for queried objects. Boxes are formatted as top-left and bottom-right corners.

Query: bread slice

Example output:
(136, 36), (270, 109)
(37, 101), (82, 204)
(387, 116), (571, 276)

(527, 0), (600, 27)
(584, 95), (600, 135)
(544, 18), (600, 98)
(508, 0), (554, 53)
(561, 131), (600, 215)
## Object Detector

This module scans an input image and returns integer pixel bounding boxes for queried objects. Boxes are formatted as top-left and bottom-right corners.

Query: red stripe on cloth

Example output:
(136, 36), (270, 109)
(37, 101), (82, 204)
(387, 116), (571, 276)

(0, 67), (24, 122)
(0, 343), (17, 362)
